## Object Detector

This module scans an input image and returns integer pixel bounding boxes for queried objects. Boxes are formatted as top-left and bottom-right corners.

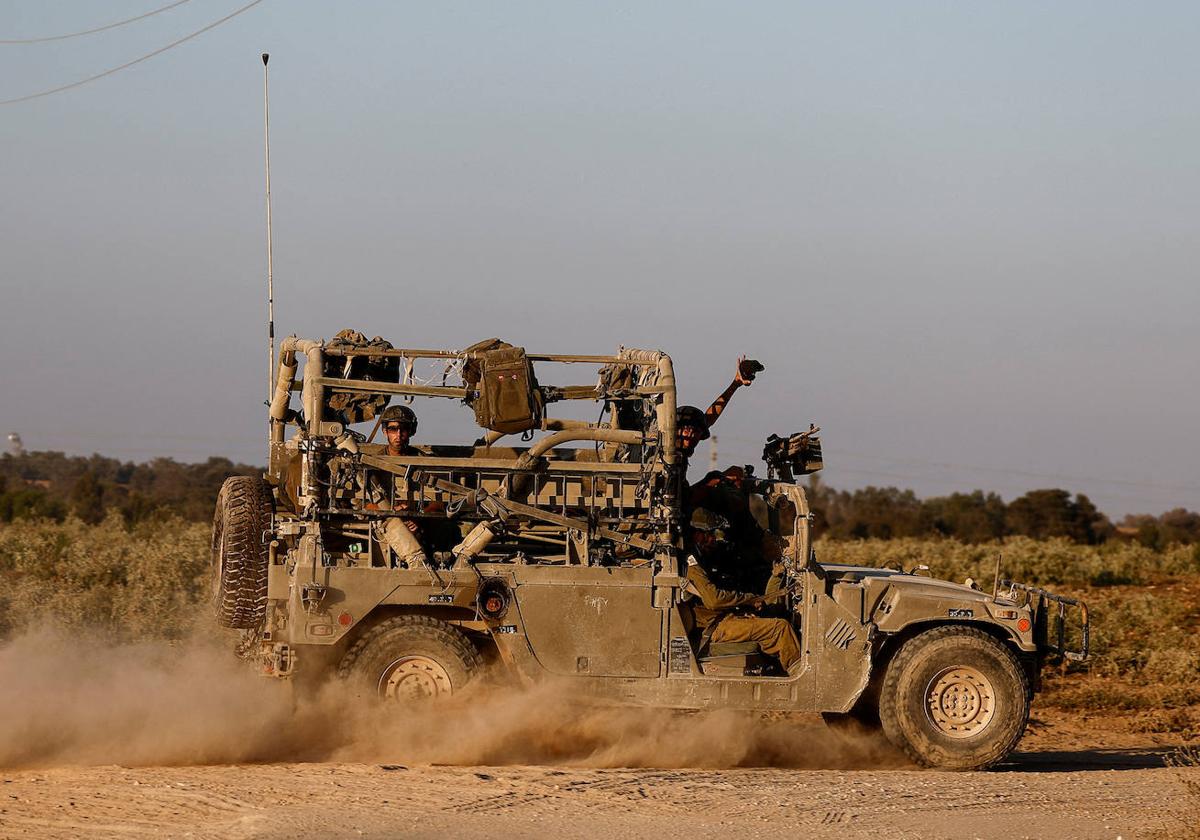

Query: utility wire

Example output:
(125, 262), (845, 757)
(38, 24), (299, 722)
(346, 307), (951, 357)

(1, 0), (194, 44)
(714, 432), (1200, 494)
(0, 0), (265, 105)
(823, 448), (1200, 495)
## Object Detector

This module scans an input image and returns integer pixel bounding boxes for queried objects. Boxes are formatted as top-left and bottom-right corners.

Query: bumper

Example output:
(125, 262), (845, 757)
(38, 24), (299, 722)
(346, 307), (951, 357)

(1001, 579), (1090, 662)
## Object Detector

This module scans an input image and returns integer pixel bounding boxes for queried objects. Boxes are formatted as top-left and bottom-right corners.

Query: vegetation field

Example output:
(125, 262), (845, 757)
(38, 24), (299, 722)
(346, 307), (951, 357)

(1, 517), (1198, 733)
(820, 538), (1200, 732)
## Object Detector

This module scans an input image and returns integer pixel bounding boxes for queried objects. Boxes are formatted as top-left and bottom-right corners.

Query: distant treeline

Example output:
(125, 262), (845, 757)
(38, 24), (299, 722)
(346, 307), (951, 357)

(805, 478), (1200, 549)
(0, 451), (259, 525)
(1, 451), (1197, 550)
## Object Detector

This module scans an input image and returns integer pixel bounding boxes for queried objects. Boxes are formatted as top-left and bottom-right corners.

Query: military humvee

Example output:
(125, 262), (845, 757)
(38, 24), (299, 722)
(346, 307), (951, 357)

(212, 333), (1088, 770)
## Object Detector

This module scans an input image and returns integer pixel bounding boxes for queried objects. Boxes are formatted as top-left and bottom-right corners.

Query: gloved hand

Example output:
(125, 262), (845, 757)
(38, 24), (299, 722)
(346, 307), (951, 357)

(735, 356), (765, 385)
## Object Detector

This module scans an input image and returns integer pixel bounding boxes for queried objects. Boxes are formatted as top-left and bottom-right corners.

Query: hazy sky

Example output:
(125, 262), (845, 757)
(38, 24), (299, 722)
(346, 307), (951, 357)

(2, 1), (1197, 517)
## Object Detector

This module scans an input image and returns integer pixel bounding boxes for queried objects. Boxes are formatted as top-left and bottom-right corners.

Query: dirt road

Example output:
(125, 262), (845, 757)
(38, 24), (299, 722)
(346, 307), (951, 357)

(2, 736), (1194, 839)
(1, 636), (1196, 838)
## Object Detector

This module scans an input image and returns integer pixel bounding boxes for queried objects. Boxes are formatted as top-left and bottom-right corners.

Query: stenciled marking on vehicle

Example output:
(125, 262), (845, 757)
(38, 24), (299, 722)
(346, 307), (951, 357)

(668, 637), (692, 675)
(583, 595), (609, 616)
(496, 624), (518, 634)
(948, 608), (974, 618)
(427, 593), (454, 604)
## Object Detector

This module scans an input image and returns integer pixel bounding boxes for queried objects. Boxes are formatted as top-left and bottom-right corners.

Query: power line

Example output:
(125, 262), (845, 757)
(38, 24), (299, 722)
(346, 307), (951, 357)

(823, 448), (1200, 495)
(0, 0), (194, 44)
(713, 432), (1200, 495)
(823, 465), (1191, 511)
(0, 0), (266, 106)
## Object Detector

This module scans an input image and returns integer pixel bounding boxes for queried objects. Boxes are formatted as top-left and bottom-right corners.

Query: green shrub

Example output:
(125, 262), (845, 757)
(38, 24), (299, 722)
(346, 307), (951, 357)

(0, 514), (210, 641)
(815, 536), (1196, 588)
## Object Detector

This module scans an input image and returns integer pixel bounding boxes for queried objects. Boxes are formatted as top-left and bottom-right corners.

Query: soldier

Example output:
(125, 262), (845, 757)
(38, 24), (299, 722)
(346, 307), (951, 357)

(380, 405), (419, 456)
(370, 405), (449, 566)
(685, 508), (801, 675)
(371, 405), (423, 527)
(689, 465), (782, 593)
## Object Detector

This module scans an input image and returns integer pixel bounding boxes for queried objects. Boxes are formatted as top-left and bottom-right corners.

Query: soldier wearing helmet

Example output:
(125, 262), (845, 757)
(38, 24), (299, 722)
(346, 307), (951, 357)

(675, 356), (763, 529)
(380, 405), (419, 456)
(369, 404), (451, 566)
(684, 507), (800, 675)
(690, 465), (782, 594)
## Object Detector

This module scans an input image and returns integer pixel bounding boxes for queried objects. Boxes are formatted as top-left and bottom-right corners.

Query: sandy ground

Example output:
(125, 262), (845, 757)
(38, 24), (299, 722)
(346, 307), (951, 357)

(2, 714), (1196, 840)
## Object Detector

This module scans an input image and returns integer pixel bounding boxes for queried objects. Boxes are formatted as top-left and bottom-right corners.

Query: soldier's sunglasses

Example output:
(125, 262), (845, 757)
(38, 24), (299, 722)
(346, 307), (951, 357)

(384, 424), (412, 432)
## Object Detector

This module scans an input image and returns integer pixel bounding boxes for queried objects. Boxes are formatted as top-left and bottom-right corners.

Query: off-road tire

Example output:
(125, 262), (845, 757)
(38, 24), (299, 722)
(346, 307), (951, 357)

(879, 625), (1029, 771)
(212, 476), (274, 629)
(337, 615), (483, 701)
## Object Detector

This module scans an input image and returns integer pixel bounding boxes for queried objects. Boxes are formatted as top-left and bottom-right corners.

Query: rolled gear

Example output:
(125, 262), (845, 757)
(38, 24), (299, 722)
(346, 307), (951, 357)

(322, 329), (401, 425)
(378, 516), (429, 569)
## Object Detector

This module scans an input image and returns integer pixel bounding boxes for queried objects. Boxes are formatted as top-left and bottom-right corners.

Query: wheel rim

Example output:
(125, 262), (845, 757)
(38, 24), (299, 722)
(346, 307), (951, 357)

(378, 655), (453, 701)
(924, 665), (996, 739)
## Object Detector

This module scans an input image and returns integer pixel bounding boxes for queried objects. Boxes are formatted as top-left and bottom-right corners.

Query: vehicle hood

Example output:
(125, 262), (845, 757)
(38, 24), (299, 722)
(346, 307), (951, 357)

(819, 563), (994, 603)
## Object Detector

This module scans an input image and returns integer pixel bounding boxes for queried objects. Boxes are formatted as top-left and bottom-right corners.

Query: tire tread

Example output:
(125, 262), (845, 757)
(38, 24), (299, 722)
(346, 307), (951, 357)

(337, 614), (483, 688)
(212, 476), (273, 629)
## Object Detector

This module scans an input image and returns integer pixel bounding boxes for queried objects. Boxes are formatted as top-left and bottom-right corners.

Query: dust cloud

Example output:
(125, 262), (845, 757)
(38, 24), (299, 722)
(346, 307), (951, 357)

(0, 630), (907, 771)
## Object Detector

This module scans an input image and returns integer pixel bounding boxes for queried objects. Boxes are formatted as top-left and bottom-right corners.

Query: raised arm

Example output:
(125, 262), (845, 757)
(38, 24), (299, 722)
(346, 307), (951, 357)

(703, 356), (763, 428)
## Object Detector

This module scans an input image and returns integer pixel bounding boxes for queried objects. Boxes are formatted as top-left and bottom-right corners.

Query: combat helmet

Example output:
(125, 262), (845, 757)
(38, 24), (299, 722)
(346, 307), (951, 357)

(675, 405), (710, 440)
(689, 507), (729, 540)
(380, 404), (418, 432)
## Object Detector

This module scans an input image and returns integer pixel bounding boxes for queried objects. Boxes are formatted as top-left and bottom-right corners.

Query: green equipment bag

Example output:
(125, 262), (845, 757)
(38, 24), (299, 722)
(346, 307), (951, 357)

(467, 344), (542, 434)
(322, 329), (401, 425)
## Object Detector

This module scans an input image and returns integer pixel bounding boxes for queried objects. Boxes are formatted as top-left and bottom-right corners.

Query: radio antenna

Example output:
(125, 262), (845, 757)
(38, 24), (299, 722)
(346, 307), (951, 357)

(262, 52), (275, 404)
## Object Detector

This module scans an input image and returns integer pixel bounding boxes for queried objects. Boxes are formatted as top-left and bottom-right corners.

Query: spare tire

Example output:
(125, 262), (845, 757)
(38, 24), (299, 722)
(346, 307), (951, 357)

(211, 476), (274, 629)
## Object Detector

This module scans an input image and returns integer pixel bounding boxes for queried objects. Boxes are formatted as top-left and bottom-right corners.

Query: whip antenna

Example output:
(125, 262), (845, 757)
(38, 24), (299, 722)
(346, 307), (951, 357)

(262, 52), (275, 404)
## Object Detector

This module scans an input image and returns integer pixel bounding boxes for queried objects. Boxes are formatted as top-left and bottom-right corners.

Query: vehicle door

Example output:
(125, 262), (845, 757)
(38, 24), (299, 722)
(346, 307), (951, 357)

(511, 564), (662, 678)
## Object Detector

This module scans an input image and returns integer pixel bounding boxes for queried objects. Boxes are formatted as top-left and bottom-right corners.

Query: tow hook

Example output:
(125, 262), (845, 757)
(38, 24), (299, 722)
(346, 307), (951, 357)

(264, 643), (295, 677)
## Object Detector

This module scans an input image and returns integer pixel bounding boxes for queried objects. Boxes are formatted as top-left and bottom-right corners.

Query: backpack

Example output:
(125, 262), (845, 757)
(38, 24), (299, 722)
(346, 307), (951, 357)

(463, 340), (542, 434)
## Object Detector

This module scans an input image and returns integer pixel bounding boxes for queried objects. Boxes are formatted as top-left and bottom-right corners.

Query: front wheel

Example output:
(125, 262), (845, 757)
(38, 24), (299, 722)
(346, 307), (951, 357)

(879, 626), (1029, 770)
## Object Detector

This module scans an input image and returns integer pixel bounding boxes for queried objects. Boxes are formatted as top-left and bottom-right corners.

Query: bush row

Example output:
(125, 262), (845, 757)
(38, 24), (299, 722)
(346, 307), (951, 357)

(3, 521), (1196, 709)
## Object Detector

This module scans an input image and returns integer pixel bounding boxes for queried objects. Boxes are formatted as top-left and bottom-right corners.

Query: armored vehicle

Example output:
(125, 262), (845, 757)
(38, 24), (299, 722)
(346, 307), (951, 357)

(213, 333), (1088, 770)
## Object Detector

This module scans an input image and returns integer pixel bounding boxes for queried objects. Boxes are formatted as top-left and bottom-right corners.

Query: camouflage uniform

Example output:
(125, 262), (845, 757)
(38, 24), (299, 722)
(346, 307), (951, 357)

(689, 471), (780, 593)
(368, 406), (455, 562)
(685, 555), (801, 673)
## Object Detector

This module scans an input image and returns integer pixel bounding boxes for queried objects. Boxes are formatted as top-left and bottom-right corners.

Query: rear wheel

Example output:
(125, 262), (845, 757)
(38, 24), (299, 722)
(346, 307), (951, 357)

(211, 476), (274, 629)
(879, 626), (1029, 770)
(338, 615), (483, 701)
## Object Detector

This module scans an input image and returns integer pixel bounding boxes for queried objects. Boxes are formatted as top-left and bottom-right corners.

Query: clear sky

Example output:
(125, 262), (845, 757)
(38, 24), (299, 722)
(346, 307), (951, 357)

(2, 1), (1197, 517)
